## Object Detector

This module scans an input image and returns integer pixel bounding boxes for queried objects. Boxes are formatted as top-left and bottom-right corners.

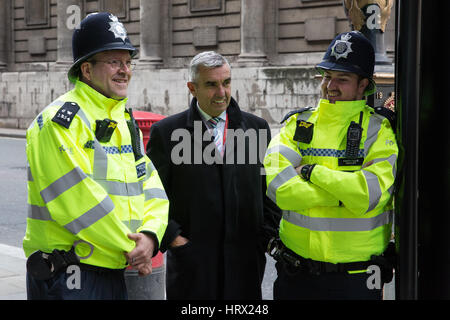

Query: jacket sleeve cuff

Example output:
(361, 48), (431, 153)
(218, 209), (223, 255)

(159, 219), (182, 253)
(139, 231), (160, 257)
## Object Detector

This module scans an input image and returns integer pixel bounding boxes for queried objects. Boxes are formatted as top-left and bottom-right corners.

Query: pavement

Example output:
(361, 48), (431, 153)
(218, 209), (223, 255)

(0, 128), (27, 299)
(0, 243), (27, 300)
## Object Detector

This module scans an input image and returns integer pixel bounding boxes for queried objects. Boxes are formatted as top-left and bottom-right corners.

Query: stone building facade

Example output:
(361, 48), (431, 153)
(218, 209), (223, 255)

(0, 0), (395, 130)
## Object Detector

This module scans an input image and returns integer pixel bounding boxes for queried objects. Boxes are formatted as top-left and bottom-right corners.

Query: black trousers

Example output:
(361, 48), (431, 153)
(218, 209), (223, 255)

(274, 261), (383, 300)
(26, 265), (127, 300)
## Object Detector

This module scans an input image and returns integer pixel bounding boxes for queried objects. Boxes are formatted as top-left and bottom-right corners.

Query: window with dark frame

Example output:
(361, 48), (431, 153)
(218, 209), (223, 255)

(24, 0), (50, 28)
(99, 0), (129, 21)
(189, 0), (225, 15)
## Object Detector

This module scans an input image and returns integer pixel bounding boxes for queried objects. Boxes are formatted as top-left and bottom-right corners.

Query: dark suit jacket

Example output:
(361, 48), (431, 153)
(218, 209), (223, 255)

(147, 97), (281, 299)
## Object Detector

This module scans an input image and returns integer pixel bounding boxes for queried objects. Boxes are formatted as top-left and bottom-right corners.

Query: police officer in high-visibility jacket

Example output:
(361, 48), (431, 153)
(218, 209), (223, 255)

(264, 31), (398, 300)
(23, 12), (168, 300)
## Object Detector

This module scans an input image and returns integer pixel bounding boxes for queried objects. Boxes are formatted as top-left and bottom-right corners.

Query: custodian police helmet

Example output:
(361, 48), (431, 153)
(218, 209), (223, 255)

(316, 31), (376, 96)
(68, 12), (137, 83)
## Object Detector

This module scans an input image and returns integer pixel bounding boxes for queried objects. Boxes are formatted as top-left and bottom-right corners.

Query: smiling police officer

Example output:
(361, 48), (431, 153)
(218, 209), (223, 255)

(23, 12), (168, 300)
(264, 31), (398, 300)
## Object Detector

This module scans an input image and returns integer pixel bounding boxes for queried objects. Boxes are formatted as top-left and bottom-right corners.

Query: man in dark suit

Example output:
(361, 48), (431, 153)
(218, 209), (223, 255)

(147, 51), (281, 299)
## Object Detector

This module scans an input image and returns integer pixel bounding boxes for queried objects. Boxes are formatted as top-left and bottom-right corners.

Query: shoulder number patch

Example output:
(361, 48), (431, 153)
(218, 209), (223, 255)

(52, 102), (80, 129)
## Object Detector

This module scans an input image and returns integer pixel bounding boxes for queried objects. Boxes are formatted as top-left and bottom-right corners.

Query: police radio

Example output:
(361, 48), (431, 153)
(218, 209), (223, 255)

(339, 112), (364, 166)
(345, 121), (363, 159)
(125, 108), (143, 161)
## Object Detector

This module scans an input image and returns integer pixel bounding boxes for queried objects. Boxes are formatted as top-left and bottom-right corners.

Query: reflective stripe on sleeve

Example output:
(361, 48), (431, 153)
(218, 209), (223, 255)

(122, 219), (143, 233)
(63, 196), (115, 234)
(283, 210), (392, 232)
(266, 145), (302, 167)
(40, 167), (87, 203)
(267, 166), (298, 203)
(362, 170), (382, 213)
(362, 154), (397, 212)
(144, 188), (168, 201)
(28, 204), (53, 221)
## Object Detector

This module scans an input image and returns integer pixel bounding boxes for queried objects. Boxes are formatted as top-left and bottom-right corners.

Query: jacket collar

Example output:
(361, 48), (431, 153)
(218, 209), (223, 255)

(317, 98), (367, 123)
(186, 97), (243, 130)
(73, 80), (128, 120)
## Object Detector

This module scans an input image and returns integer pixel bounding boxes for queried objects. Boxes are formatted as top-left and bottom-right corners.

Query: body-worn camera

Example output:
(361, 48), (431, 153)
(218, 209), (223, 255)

(95, 119), (117, 143)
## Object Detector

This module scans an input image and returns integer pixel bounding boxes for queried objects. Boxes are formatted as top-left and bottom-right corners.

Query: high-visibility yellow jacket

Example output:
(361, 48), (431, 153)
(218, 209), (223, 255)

(264, 99), (398, 263)
(23, 80), (168, 269)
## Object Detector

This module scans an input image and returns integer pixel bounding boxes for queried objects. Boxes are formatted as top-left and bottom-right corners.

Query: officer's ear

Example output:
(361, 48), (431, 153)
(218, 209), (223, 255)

(358, 77), (369, 97)
(80, 61), (93, 82)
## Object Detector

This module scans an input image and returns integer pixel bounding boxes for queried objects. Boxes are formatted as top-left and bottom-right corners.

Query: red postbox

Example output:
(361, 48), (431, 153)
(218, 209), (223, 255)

(132, 111), (165, 150)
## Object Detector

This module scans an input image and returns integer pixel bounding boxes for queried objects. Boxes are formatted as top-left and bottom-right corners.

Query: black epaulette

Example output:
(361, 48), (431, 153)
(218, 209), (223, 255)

(52, 102), (80, 129)
(280, 107), (313, 124)
(373, 106), (396, 132)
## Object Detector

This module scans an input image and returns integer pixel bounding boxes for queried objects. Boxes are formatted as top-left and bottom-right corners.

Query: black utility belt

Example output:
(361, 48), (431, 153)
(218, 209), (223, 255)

(78, 263), (126, 275)
(26, 248), (124, 281)
(267, 238), (373, 275)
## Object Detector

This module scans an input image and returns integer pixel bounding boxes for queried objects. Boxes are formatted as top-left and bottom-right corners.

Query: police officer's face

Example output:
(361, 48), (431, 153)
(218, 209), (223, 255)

(81, 50), (132, 100)
(321, 70), (368, 104)
(187, 64), (231, 117)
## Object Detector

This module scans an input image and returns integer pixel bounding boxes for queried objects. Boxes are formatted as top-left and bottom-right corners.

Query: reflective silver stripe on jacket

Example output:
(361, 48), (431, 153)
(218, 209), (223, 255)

(77, 108), (108, 181)
(267, 166), (298, 203)
(283, 210), (392, 232)
(265, 145), (303, 204)
(63, 196), (115, 234)
(146, 161), (155, 179)
(40, 167), (87, 203)
(27, 163), (33, 182)
(362, 170), (382, 213)
(122, 219), (143, 233)
(266, 145), (302, 168)
(28, 100), (65, 131)
(96, 180), (144, 196)
(77, 108), (146, 197)
(28, 204), (53, 221)
(364, 113), (383, 157)
(362, 154), (397, 212)
(266, 110), (313, 203)
(144, 188), (168, 201)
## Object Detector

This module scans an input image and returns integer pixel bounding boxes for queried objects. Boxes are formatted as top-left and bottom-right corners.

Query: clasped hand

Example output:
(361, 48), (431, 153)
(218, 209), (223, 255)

(125, 233), (155, 276)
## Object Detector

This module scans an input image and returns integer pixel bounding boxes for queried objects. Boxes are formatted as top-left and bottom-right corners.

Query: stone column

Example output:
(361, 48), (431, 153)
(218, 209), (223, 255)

(238, 0), (267, 65)
(55, 0), (83, 68)
(0, 0), (9, 70)
(138, 0), (163, 66)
